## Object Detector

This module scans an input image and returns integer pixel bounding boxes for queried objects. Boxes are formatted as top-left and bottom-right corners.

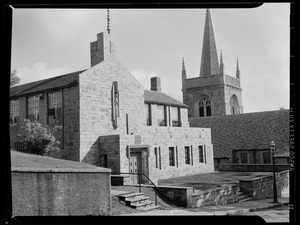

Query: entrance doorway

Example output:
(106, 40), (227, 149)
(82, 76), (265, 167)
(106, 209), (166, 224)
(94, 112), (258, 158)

(129, 152), (142, 184)
(128, 146), (149, 184)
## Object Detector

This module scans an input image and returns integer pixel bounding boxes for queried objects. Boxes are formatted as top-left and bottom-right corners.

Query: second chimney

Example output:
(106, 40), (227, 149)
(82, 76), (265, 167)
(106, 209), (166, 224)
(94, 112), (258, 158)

(150, 77), (161, 92)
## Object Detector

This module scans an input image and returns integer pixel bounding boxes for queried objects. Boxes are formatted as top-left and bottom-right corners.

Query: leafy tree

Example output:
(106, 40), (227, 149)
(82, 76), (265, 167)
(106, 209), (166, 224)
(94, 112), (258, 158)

(10, 70), (21, 87)
(18, 119), (61, 156)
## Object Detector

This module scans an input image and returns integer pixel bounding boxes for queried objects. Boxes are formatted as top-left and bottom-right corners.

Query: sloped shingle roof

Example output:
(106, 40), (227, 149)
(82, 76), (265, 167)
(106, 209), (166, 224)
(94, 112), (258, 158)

(189, 110), (290, 158)
(10, 70), (187, 108)
(10, 70), (86, 97)
(144, 90), (188, 108)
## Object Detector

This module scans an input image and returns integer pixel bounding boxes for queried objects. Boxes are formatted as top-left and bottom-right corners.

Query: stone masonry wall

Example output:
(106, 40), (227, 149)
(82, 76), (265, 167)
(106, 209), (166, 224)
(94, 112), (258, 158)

(61, 86), (80, 161)
(183, 84), (226, 117)
(79, 55), (145, 164)
(239, 170), (289, 199)
(118, 126), (214, 183)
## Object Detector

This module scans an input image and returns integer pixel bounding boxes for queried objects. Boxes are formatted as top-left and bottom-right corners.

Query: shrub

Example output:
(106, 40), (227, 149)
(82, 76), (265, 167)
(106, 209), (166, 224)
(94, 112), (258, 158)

(18, 119), (62, 156)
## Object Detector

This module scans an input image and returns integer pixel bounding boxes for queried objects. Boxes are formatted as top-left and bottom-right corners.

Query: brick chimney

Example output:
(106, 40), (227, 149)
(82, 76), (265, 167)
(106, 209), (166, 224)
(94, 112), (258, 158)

(150, 77), (161, 92)
(90, 32), (111, 67)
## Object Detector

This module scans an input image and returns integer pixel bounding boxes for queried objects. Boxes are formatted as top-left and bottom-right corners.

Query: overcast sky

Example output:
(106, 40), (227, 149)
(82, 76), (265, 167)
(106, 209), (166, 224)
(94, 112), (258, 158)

(11, 3), (290, 113)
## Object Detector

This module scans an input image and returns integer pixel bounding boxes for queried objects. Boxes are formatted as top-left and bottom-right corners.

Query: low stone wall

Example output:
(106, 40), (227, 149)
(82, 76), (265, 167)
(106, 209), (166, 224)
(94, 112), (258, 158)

(239, 170), (289, 199)
(157, 184), (239, 208)
(215, 163), (289, 172)
(12, 167), (111, 216)
(190, 184), (239, 207)
(157, 186), (194, 207)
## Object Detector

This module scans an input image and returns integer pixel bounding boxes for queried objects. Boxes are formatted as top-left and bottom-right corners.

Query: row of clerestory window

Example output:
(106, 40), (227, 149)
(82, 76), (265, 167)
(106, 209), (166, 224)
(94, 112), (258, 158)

(9, 90), (62, 125)
(145, 103), (181, 127)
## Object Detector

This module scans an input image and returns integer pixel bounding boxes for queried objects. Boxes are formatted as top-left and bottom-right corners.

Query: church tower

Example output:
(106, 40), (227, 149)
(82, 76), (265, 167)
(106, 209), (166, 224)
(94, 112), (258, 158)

(182, 9), (243, 118)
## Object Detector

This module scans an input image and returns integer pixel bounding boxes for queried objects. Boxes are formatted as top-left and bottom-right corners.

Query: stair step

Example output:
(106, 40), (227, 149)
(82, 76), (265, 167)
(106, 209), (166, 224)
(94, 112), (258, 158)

(125, 196), (149, 204)
(131, 200), (154, 209)
(117, 192), (144, 200)
(239, 197), (253, 203)
(137, 204), (160, 211)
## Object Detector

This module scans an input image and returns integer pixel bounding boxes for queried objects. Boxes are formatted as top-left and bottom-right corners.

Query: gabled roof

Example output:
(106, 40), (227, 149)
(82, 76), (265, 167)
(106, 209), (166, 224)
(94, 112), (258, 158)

(10, 70), (86, 97)
(144, 90), (188, 108)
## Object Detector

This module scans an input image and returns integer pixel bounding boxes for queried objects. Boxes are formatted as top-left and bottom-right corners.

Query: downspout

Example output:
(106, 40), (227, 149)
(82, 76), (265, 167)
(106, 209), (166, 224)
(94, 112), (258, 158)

(61, 88), (64, 150)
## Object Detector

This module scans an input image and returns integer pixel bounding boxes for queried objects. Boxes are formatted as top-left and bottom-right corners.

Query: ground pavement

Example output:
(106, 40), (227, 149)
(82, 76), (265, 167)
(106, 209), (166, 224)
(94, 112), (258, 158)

(121, 197), (289, 217)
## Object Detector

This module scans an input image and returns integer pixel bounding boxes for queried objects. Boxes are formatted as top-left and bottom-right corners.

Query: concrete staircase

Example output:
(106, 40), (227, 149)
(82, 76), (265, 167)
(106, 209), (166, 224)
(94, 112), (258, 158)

(116, 192), (160, 211)
(238, 191), (253, 202)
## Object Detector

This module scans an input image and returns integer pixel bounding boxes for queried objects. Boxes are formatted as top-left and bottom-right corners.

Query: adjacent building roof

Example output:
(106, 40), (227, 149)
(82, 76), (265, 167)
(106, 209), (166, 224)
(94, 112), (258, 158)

(144, 90), (188, 108)
(189, 109), (290, 158)
(10, 70), (86, 98)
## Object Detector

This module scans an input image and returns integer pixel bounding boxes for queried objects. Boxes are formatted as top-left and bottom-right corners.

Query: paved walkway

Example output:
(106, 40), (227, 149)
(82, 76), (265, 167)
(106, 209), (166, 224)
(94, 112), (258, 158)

(122, 197), (289, 216)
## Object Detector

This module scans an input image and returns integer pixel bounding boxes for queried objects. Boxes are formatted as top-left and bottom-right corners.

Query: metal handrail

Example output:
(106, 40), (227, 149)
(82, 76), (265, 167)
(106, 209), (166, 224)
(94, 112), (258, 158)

(112, 172), (162, 206)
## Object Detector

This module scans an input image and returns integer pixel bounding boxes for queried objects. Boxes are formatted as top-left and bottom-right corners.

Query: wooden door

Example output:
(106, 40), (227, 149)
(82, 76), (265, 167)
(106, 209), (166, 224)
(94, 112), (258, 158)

(130, 153), (141, 184)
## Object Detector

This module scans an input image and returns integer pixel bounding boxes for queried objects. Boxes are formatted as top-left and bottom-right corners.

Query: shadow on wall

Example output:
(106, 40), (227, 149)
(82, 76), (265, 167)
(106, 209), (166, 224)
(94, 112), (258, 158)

(82, 137), (101, 166)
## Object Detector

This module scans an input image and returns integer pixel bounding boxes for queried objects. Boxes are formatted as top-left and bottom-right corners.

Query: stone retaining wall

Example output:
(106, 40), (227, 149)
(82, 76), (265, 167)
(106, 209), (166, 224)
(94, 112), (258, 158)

(190, 184), (239, 207)
(11, 167), (111, 216)
(239, 170), (289, 199)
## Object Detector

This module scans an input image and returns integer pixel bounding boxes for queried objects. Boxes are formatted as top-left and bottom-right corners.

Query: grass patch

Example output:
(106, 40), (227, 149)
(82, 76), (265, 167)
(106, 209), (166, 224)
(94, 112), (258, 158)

(10, 150), (100, 169)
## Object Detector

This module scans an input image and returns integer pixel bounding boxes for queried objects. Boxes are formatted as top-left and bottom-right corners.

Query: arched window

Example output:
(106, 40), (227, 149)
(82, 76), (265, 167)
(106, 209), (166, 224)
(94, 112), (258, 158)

(230, 95), (239, 115)
(199, 97), (211, 117)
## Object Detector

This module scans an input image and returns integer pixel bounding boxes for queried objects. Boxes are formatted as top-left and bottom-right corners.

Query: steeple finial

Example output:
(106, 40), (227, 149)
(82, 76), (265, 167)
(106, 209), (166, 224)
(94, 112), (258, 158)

(107, 9), (111, 34)
(200, 9), (220, 77)
(236, 58), (240, 79)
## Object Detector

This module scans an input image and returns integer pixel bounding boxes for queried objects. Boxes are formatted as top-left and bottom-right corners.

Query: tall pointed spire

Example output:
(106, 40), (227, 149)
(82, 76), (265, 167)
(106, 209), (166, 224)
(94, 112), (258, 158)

(182, 57), (187, 88)
(200, 9), (220, 77)
(220, 49), (224, 75)
(236, 58), (240, 79)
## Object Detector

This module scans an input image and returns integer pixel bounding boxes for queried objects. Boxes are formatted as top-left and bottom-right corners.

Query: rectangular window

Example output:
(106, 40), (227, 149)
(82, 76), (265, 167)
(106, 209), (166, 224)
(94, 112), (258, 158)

(154, 147), (158, 168)
(191, 145), (193, 165)
(27, 95), (40, 121)
(185, 146), (190, 164)
(145, 103), (152, 126)
(171, 107), (181, 127)
(240, 152), (249, 164)
(199, 146), (205, 163)
(10, 99), (20, 125)
(262, 151), (271, 164)
(48, 91), (62, 125)
(159, 147), (162, 169)
(157, 105), (167, 126)
(176, 146), (178, 167)
(169, 147), (175, 166)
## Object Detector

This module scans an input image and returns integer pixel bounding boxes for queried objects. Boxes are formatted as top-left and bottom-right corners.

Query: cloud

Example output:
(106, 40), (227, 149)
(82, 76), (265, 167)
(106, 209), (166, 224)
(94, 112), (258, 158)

(15, 62), (73, 85)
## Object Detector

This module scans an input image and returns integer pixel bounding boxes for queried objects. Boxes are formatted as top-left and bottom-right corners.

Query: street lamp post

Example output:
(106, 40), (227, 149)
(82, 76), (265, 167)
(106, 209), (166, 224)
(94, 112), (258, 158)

(270, 141), (278, 203)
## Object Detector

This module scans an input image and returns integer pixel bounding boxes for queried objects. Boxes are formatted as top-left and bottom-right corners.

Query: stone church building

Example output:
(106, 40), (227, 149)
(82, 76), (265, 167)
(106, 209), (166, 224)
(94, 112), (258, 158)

(10, 29), (214, 183)
(185, 9), (289, 168)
